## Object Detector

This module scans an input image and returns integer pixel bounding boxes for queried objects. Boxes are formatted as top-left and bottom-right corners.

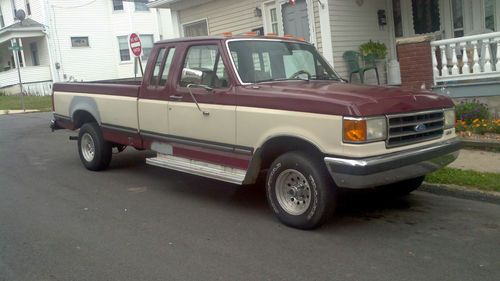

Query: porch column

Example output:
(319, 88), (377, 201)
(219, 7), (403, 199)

(318, 0), (334, 66)
(18, 38), (26, 67)
(10, 39), (17, 68)
(396, 35), (435, 90)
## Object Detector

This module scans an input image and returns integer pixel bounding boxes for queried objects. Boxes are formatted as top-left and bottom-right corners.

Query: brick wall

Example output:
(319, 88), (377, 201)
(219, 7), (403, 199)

(397, 38), (434, 90)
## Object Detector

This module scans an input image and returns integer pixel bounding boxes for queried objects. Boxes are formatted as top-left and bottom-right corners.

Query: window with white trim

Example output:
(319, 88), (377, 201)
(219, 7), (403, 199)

(183, 20), (208, 37)
(118, 36), (130, 61)
(139, 34), (154, 61)
(25, 0), (31, 15)
(451, 0), (464, 37)
(264, 3), (279, 35)
(71, 37), (89, 47)
(112, 0), (123, 11)
(135, 0), (149, 11)
(484, 0), (496, 31)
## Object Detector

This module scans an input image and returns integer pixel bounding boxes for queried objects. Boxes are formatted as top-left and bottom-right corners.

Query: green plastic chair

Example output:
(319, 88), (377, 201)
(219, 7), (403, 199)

(342, 51), (380, 84)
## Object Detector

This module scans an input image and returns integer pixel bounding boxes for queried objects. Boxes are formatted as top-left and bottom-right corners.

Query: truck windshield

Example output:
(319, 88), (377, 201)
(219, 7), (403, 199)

(228, 40), (340, 83)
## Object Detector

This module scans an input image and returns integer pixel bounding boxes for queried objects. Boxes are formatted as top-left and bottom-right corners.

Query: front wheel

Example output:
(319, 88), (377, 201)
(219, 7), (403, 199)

(78, 122), (112, 171)
(266, 152), (336, 229)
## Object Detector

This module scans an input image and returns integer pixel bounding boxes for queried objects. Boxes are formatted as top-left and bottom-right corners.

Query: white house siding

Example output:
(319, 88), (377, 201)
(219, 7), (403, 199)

(109, 1), (162, 79)
(178, 0), (263, 36)
(44, 0), (165, 82)
(47, 0), (118, 82)
(328, 0), (389, 84)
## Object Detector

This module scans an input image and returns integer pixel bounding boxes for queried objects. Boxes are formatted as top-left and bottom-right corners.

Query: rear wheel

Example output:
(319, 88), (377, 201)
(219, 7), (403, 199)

(78, 122), (112, 171)
(266, 152), (336, 229)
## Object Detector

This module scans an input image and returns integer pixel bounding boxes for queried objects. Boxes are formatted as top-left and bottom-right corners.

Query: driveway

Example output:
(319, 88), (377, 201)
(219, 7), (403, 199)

(1, 112), (499, 281)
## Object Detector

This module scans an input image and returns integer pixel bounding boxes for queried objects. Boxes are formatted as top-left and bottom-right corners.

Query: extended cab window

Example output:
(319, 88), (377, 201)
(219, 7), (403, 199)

(149, 47), (175, 87)
(180, 45), (228, 88)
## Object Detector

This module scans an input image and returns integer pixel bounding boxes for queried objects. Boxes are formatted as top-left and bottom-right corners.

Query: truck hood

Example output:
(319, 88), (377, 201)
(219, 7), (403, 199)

(238, 81), (454, 116)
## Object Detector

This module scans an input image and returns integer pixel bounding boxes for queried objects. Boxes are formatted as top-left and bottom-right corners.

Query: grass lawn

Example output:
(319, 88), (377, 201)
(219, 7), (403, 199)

(426, 167), (500, 192)
(0, 95), (52, 111)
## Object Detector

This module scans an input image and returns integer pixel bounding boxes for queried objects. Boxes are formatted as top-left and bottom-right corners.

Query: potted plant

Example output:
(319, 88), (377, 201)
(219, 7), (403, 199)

(359, 40), (387, 61)
(359, 40), (388, 83)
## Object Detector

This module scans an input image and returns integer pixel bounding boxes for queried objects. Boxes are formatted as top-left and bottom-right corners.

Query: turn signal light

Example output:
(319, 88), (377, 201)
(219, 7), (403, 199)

(245, 31), (258, 36)
(343, 119), (367, 142)
(223, 32), (233, 37)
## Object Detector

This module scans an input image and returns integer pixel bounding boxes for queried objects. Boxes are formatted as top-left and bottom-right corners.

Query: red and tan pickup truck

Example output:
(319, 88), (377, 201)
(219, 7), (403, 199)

(51, 36), (460, 229)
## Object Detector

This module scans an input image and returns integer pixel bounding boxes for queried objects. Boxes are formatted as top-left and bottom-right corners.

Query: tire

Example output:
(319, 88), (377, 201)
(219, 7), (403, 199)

(379, 176), (425, 197)
(266, 152), (336, 229)
(77, 122), (112, 171)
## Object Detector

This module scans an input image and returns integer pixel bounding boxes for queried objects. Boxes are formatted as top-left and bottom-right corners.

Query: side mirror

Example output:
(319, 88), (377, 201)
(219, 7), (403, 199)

(181, 68), (204, 85)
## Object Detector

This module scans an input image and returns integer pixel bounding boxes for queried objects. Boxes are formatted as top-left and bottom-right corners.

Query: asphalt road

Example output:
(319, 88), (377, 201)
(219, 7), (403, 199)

(1, 112), (499, 281)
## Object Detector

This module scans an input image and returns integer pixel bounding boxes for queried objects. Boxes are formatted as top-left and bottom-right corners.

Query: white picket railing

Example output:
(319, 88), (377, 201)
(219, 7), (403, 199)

(431, 31), (500, 85)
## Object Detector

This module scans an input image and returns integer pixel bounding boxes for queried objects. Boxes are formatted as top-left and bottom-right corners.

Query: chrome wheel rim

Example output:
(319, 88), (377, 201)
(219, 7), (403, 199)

(81, 133), (95, 162)
(275, 169), (311, 215)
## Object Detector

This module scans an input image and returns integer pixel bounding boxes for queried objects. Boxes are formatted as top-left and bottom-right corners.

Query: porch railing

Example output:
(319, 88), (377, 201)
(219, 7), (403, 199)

(431, 31), (500, 85)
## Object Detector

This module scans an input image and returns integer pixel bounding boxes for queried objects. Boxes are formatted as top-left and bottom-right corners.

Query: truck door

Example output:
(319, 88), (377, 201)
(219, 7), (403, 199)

(167, 43), (236, 150)
(138, 44), (176, 141)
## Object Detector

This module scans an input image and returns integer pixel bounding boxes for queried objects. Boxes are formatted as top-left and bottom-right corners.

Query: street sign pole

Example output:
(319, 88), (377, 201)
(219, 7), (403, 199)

(10, 42), (25, 112)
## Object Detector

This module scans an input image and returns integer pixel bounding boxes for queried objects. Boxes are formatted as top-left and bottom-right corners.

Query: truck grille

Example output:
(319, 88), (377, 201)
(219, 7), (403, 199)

(386, 110), (444, 148)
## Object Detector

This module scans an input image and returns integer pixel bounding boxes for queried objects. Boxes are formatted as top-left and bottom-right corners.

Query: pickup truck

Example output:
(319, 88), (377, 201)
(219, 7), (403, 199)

(51, 36), (460, 229)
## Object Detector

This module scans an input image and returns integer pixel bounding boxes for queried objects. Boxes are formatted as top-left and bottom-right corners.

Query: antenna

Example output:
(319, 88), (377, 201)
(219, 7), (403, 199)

(15, 9), (26, 21)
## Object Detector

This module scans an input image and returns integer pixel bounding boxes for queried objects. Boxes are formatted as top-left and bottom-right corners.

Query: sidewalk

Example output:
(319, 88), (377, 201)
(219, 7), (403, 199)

(449, 149), (500, 173)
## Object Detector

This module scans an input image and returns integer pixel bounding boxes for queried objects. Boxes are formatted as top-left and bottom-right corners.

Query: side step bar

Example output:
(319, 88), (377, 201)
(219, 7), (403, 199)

(146, 154), (246, 185)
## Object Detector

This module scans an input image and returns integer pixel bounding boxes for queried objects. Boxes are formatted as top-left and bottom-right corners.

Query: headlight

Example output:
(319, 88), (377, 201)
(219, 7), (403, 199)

(444, 108), (455, 129)
(343, 116), (387, 143)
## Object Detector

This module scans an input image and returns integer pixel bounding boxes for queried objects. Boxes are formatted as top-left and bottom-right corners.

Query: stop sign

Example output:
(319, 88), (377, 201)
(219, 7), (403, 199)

(129, 33), (142, 57)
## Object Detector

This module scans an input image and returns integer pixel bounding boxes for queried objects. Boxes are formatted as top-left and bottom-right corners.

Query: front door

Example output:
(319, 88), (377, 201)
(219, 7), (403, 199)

(168, 43), (236, 149)
(282, 0), (311, 41)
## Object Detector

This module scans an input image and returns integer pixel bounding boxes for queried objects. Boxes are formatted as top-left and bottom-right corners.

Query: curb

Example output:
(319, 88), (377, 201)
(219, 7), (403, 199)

(0, 109), (40, 115)
(460, 138), (500, 152)
(420, 182), (500, 204)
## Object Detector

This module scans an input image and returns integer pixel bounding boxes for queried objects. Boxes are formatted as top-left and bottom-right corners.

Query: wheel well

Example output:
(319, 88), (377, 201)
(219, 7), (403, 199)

(258, 136), (323, 170)
(73, 110), (97, 129)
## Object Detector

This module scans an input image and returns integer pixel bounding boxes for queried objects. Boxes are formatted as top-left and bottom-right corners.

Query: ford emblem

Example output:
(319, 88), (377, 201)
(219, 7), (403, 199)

(414, 123), (427, 132)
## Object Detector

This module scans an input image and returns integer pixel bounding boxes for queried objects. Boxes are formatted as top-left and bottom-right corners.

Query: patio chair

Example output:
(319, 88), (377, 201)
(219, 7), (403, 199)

(343, 51), (380, 84)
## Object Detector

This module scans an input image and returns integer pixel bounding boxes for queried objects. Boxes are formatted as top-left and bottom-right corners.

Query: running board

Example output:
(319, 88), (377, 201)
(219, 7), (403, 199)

(146, 154), (246, 185)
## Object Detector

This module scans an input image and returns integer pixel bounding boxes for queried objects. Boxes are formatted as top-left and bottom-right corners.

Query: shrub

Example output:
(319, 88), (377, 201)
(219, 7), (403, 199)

(455, 99), (491, 124)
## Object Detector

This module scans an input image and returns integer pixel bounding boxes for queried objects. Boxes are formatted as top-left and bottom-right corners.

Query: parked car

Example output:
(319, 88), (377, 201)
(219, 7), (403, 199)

(51, 36), (460, 229)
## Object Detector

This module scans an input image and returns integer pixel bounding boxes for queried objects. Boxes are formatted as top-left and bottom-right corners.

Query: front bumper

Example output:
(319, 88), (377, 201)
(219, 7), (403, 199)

(324, 138), (461, 189)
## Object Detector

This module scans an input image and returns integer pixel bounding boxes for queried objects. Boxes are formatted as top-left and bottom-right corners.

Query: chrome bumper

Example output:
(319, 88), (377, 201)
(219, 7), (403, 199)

(324, 138), (461, 189)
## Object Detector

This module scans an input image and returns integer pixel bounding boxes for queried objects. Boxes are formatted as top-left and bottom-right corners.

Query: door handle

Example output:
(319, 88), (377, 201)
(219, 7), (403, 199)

(169, 95), (183, 101)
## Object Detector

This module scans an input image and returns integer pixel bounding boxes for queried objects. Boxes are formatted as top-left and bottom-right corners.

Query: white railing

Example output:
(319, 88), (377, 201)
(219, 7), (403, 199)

(0, 66), (53, 95)
(431, 31), (500, 84)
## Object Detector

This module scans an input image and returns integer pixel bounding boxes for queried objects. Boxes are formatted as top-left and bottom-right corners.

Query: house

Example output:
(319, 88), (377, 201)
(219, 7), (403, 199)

(149, 0), (500, 114)
(0, 0), (174, 95)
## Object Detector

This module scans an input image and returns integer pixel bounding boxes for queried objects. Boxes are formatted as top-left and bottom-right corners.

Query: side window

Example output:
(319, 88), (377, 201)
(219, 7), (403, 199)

(180, 45), (229, 88)
(150, 48), (166, 86)
(159, 47), (175, 86)
(149, 47), (176, 87)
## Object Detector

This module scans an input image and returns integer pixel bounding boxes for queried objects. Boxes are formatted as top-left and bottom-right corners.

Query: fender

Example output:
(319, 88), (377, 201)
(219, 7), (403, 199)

(69, 96), (102, 125)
